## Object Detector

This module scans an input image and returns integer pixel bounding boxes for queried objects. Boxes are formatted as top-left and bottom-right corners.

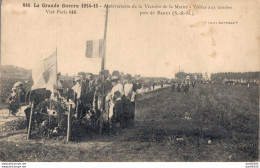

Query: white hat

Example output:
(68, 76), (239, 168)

(75, 76), (81, 82)
(111, 76), (119, 81)
(13, 81), (23, 88)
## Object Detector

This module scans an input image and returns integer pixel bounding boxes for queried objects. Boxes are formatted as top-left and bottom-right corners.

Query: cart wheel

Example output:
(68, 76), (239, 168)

(2, 109), (11, 119)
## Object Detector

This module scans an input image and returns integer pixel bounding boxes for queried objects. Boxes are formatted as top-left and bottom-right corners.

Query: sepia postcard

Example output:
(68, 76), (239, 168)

(0, 0), (259, 167)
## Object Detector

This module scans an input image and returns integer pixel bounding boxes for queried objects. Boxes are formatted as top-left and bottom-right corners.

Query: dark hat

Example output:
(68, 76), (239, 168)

(126, 74), (132, 80)
(112, 71), (120, 77)
(100, 70), (110, 77)
(87, 73), (94, 77)
(78, 72), (86, 77)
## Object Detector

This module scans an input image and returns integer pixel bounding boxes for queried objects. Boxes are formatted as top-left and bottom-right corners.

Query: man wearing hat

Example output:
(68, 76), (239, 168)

(13, 82), (24, 104)
(111, 76), (124, 96)
(123, 74), (138, 127)
(7, 87), (20, 116)
(72, 76), (82, 100)
(72, 75), (89, 119)
(80, 73), (91, 118)
(71, 76), (81, 113)
(87, 73), (96, 108)
(124, 75), (134, 99)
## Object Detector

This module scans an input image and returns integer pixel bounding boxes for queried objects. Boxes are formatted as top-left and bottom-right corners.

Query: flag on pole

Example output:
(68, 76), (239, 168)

(31, 51), (58, 91)
(85, 39), (106, 58)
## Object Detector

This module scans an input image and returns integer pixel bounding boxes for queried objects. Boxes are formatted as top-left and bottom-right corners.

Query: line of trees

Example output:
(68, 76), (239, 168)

(175, 72), (203, 81)
(211, 72), (260, 83)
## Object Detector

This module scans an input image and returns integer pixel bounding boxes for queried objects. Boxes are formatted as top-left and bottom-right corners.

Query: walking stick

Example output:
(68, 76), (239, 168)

(27, 102), (34, 139)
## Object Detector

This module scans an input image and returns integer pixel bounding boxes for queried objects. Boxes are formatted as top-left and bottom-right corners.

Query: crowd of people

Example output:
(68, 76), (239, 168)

(171, 80), (196, 94)
(6, 70), (258, 137)
(6, 70), (142, 135)
(68, 71), (139, 133)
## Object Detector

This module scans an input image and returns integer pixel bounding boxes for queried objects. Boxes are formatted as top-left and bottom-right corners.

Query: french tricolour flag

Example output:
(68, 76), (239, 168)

(85, 39), (106, 58)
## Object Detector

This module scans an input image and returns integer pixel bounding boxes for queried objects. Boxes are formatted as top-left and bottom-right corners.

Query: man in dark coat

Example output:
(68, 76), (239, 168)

(72, 74), (89, 119)
(86, 73), (95, 107)
(79, 73), (90, 118)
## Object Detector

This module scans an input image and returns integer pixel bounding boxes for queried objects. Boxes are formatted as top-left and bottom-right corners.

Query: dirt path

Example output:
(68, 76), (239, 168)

(0, 107), (26, 126)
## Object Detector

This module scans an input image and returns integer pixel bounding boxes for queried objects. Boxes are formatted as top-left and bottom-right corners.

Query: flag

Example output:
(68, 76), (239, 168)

(85, 39), (106, 58)
(31, 51), (58, 91)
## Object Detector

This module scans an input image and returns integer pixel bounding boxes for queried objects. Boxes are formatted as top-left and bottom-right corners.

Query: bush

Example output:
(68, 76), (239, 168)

(2, 117), (27, 132)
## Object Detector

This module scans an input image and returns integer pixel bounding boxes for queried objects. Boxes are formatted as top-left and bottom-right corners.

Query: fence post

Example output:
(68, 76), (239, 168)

(67, 104), (72, 142)
(27, 102), (34, 139)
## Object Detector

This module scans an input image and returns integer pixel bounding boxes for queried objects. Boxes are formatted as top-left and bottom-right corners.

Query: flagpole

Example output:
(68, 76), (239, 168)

(101, 6), (108, 71)
(56, 47), (58, 90)
(100, 6), (109, 136)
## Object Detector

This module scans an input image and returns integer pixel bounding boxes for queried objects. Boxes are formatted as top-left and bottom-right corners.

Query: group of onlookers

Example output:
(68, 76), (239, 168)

(6, 70), (177, 135)
(70, 71), (139, 133)
(171, 80), (195, 94)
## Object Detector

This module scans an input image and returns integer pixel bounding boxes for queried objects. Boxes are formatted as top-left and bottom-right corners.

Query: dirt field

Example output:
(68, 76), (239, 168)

(0, 84), (258, 162)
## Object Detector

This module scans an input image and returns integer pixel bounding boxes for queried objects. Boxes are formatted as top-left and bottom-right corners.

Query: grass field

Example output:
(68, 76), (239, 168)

(0, 83), (258, 162)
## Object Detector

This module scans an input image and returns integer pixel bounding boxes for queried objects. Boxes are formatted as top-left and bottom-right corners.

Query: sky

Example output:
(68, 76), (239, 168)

(1, 0), (260, 78)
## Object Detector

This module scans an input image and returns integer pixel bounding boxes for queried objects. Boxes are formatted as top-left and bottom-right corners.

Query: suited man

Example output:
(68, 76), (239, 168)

(79, 73), (90, 118)
(88, 73), (96, 91)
